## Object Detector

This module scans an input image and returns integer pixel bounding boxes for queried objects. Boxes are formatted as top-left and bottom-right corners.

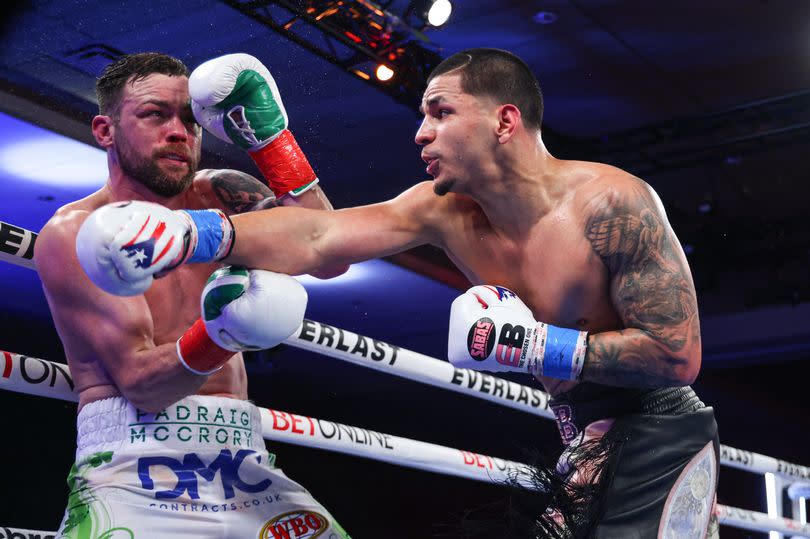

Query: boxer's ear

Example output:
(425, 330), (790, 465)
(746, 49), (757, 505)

(92, 115), (114, 149)
(495, 104), (520, 144)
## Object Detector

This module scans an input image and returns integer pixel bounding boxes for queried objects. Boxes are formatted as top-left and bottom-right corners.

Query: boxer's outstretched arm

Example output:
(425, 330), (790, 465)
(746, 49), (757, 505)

(194, 168), (348, 278)
(581, 177), (701, 388)
(37, 211), (213, 412)
(227, 181), (441, 275)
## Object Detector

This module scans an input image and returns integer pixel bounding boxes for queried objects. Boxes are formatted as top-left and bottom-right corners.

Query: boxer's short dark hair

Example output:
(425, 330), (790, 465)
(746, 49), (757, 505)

(427, 48), (544, 130)
(96, 52), (189, 116)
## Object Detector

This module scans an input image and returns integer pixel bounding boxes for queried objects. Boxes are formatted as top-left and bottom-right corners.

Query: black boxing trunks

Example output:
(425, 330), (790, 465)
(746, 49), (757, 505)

(592, 407), (719, 538)
(543, 384), (719, 539)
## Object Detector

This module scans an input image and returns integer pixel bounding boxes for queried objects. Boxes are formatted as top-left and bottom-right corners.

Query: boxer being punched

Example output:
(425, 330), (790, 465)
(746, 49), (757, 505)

(78, 49), (717, 538)
(36, 52), (349, 538)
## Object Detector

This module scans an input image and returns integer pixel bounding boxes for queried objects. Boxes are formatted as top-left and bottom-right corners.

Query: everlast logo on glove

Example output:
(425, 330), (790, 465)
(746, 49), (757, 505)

(259, 511), (328, 539)
(467, 317), (495, 360)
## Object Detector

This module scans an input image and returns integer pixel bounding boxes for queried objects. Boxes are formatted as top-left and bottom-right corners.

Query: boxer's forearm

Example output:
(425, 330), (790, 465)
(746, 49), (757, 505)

(580, 326), (700, 388)
(227, 206), (338, 274)
(278, 185), (349, 278)
(279, 184), (333, 210)
(227, 200), (431, 274)
(116, 342), (212, 413)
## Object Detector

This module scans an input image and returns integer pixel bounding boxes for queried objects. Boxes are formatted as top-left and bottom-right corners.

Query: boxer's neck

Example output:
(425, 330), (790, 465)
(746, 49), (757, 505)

(470, 133), (563, 238)
(105, 169), (191, 210)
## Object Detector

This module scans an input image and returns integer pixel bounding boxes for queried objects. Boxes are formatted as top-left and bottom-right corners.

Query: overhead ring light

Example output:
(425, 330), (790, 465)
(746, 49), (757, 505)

(406, 0), (452, 29)
(426, 0), (452, 27)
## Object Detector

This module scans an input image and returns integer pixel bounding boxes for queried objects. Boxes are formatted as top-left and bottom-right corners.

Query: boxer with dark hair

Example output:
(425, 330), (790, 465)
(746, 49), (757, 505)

(36, 52), (350, 537)
(78, 48), (718, 538)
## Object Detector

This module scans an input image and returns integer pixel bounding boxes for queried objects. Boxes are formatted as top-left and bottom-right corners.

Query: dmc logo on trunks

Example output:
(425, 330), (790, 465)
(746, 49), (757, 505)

(259, 511), (328, 539)
(467, 317), (495, 361)
(138, 449), (271, 500)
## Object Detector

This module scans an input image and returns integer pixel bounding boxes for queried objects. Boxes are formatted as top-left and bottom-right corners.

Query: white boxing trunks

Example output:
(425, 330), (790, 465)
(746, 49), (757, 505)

(56, 395), (350, 539)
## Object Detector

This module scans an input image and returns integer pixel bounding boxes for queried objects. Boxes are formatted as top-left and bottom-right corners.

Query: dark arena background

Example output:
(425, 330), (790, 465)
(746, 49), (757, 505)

(1, 1), (810, 538)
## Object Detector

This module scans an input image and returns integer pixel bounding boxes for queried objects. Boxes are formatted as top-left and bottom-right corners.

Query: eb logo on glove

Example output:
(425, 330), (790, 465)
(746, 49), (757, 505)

(449, 285), (588, 381)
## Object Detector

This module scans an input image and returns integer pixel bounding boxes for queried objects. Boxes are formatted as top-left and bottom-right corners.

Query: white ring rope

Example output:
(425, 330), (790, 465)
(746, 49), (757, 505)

(2, 219), (809, 535)
(4, 221), (810, 479)
(1, 349), (809, 537)
(288, 319), (552, 418)
(0, 527), (55, 539)
(0, 350), (535, 487)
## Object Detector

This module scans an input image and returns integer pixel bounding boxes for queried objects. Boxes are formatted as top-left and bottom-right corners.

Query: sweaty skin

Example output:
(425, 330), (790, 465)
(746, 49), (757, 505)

(223, 72), (701, 398)
(35, 73), (339, 412)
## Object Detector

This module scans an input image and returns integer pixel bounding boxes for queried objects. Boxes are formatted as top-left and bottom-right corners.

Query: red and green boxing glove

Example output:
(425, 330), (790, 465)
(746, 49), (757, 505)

(189, 53), (318, 199)
(177, 266), (308, 375)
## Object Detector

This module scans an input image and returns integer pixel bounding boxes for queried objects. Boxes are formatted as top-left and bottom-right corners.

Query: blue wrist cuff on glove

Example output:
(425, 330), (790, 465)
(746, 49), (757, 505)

(185, 210), (227, 263)
(543, 325), (587, 380)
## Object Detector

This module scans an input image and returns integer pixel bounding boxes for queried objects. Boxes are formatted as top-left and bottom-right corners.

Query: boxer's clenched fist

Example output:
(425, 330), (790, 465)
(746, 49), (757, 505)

(76, 201), (234, 296)
(189, 53), (318, 198)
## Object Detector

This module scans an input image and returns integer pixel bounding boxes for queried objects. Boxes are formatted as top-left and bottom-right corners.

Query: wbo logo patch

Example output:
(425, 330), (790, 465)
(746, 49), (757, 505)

(259, 510), (328, 539)
(467, 317), (495, 361)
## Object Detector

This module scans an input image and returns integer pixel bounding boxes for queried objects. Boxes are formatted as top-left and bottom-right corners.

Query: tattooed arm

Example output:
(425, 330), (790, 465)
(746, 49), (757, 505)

(193, 168), (279, 214)
(193, 168), (348, 277)
(581, 178), (701, 388)
(193, 169), (337, 212)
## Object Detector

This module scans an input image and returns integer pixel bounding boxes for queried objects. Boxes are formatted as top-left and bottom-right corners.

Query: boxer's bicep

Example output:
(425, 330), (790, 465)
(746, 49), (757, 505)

(193, 168), (277, 214)
(582, 179), (701, 387)
(37, 216), (200, 406)
(317, 183), (441, 263)
(37, 217), (155, 372)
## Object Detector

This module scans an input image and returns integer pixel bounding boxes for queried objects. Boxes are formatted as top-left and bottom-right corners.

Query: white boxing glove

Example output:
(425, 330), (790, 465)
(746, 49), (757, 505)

(448, 285), (589, 381)
(189, 53), (318, 198)
(176, 266), (307, 375)
(76, 201), (234, 296)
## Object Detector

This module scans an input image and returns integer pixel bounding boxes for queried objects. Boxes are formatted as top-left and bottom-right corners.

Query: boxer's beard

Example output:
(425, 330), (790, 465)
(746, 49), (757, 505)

(113, 131), (196, 198)
(433, 177), (454, 196)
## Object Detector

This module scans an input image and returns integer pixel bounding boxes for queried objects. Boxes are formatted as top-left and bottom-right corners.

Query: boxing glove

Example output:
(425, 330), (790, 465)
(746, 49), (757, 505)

(76, 201), (234, 296)
(189, 53), (318, 198)
(177, 266), (308, 374)
(448, 285), (588, 381)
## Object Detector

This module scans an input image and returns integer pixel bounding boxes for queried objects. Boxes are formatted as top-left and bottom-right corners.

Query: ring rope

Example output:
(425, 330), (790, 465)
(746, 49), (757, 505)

(288, 319), (552, 418)
(1, 349), (808, 537)
(5, 220), (810, 480)
(2, 219), (810, 534)
(0, 220), (36, 270)
(0, 350), (535, 487)
(4, 221), (810, 481)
